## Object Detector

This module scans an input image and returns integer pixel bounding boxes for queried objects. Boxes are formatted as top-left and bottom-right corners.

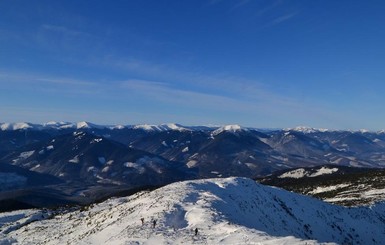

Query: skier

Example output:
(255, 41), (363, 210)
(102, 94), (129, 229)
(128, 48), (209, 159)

(195, 228), (198, 236)
(153, 219), (157, 228)
(141, 218), (144, 226)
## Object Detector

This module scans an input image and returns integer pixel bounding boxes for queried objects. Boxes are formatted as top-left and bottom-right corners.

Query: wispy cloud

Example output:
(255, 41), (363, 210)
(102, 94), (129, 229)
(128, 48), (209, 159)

(231, 0), (251, 10)
(0, 71), (100, 95)
(103, 57), (298, 108)
(118, 77), (322, 125)
(120, 79), (247, 111)
(0, 71), (96, 86)
(270, 11), (299, 25)
(254, 0), (283, 17)
(40, 24), (89, 37)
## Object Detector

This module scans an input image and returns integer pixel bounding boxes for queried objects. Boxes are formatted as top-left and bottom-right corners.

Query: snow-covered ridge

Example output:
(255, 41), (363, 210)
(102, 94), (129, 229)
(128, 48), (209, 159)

(1, 177), (385, 244)
(76, 121), (106, 129)
(212, 124), (248, 136)
(1, 122), (384, 133)
(133, 123), (190, 132)
(286, 126), (385, 134)
(0, 122), (35, 131)
(0, 121), (109, 131)
(285, 126), (330, 134)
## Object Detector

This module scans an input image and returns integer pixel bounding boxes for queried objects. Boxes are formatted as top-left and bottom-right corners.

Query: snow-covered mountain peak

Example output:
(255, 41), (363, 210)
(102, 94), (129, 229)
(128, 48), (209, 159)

(212, 124), (246, 136)
(0, 122), (34, 131)
(110, 124), (126, 130)
(133, 124), (158, 131)
(76, 121), (92, 129)
(43, 121), (75, 129)
(359, 129), (370, 133)
(160, 123), (190, 131)
(76, 121), (105, 129)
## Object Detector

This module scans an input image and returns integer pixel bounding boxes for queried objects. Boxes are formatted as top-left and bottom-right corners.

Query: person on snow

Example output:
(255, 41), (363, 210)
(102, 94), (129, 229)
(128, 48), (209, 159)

(141, 218), (144, 226)
(153, 219), (157, 228)
(195, 228), (198, 236)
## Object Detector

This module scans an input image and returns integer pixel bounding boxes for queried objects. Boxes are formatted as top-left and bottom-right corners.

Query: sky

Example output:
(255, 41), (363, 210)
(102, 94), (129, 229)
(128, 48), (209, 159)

(1, 0), (385, 130)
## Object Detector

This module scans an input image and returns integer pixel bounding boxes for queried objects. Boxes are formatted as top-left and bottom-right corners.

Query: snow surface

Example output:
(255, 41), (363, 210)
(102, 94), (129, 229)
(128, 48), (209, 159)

(69, 155), (80, 164)
(1, 177), (384, 245)
(279, 167), (339, 179)
(12, 151), (35, 164)
(279, 168), (308, 179)
(91, 138), (103, 144)
(322, 187), (385, 205)
(308, 184), (351, 195)
(182, 147), (189, 153)
(309, 167), (339, 177)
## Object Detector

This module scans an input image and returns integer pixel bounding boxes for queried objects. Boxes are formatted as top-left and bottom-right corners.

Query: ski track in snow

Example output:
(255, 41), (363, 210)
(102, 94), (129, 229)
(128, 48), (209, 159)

(0, 177), (384, 244)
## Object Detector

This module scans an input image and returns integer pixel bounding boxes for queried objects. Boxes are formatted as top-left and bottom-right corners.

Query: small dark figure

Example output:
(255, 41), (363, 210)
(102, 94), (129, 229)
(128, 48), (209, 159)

(195, 228), (198, 236)
(141, 218), (144, 226)
(153, 219), (157, 228)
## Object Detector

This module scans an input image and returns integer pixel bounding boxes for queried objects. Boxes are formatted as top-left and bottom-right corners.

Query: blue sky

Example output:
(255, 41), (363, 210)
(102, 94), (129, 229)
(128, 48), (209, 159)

(1, 0), (385, 130)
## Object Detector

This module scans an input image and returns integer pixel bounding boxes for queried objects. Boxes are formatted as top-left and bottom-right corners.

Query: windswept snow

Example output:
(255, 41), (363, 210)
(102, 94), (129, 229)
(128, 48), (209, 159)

(1, 177), (385, 244)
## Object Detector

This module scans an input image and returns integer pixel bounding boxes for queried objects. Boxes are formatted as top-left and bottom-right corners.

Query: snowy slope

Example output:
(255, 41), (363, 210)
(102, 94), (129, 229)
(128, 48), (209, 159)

(1, 177), (384, 245)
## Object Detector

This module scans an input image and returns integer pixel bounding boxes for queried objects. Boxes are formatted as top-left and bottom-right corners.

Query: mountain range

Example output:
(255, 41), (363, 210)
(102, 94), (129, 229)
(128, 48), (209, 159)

(1, 122), (385, 210)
